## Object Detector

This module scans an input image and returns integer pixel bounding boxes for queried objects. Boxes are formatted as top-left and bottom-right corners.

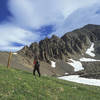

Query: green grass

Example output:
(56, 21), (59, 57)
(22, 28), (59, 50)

(0, 66), (100, 100)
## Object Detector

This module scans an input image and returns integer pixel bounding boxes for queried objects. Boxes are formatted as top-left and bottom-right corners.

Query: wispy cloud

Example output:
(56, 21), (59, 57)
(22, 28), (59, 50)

(0, 23), (41, 51)
(50, 3), (100, 37)
(8, 0), (99, 29)
(0, 0), (100, 51)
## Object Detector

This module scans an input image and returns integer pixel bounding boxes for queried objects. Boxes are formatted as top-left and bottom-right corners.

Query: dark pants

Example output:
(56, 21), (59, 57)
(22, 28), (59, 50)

(33, 67), (41, 77)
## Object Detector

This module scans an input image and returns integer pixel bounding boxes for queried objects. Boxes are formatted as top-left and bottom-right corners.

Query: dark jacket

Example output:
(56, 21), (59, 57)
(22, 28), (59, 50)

(34, 61), (40, 68)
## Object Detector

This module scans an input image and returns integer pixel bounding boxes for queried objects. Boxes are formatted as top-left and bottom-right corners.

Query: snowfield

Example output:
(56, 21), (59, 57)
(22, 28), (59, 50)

(68, 58), (100, 72)
(80, 57), (100, 62)
(61, 42), (100, 87)
(67, 59), (84, 71)
(65, 73), (68, 75)
(59, 75), (100, 86)
(86, 43), (95, 57)
(13, 52), (18, 55)
(51, 61), (56, 68)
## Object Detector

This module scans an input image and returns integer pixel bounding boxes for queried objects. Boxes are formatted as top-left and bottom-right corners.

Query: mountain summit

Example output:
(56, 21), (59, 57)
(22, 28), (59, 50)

(19, 24), (100, 61)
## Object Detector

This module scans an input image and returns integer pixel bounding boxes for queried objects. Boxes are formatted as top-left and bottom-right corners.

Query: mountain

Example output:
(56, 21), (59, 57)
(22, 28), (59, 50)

(19, 24), (100, 61)
(0, 24), (100, 78)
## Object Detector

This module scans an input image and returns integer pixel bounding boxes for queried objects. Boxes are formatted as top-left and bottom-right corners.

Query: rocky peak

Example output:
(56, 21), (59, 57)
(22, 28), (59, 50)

(18, 24), (100, 62)
(51, 35), (59, 39)
(18, 45), (29, 54)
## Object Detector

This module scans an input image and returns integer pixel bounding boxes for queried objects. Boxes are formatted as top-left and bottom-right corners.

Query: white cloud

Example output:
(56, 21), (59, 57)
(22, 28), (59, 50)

(0, 23), (41, 51)
(0, 0), (100, 51)
(0, 46), (24, 52)
(50, 2), (100, 37)
(8, 0), (100, 29)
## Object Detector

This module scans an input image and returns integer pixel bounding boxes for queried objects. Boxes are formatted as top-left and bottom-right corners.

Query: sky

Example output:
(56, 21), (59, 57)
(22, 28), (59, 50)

(0, 0), (100, 51)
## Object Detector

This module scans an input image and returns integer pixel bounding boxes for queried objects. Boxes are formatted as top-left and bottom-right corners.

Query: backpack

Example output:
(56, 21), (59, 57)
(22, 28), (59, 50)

(36, 61), (40, 67)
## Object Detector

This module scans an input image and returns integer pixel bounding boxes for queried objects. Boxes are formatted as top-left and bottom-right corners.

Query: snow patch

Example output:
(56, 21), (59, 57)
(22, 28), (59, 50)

(80, 57), (100, 62)
(51, 61), (56, 68)
(65, 73), (68, 75)
(68, 59), (84, 71)
(59, 75), (100, 86)
(86, 43), (95, 57)
(13, 52), (18, 55)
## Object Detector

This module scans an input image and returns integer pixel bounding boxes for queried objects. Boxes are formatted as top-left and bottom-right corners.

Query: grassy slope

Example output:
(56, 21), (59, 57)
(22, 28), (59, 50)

(0, 66), (100, 100)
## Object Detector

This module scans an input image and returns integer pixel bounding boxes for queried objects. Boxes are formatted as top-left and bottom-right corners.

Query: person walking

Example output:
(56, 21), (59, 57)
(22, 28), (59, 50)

(33, 58), (41, 77)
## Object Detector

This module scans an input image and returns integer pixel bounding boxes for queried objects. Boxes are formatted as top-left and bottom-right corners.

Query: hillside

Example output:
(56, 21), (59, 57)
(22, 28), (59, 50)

(0, 65), (100, 100)
(18, 24), (100, 78)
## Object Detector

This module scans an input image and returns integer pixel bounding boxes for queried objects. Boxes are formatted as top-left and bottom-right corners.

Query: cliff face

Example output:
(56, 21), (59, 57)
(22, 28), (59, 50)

(18, 24), (100, 62)
(19, 35), (67, 61)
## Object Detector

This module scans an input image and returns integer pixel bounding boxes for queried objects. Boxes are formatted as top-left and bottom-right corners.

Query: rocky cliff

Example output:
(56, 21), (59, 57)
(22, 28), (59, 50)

(18, 24), (100, 62)
(17, 24), (100, 78)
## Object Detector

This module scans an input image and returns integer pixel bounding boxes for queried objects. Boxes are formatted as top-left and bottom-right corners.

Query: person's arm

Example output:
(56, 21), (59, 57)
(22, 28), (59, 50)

(33, 60), (36, 68)
(33, 60), (36, 64)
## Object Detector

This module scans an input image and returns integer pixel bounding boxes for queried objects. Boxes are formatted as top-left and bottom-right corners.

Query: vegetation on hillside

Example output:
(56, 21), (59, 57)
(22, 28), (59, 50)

(0, 66), (100, 100)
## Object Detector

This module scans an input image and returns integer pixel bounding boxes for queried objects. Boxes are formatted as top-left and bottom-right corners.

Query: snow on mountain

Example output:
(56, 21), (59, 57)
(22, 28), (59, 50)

(13, 52), (18, 55)
(80, 57), (100, 62)
(51, 61), (56, 68)
(65, 73), (68, 75)
(67, 59), (84, 71)
(86, 43), (95, 57)
(59, 75), (100, 86)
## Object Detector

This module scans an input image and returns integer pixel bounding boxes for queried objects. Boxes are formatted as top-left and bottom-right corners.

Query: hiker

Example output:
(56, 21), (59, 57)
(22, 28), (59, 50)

(33, 58), (41, 77)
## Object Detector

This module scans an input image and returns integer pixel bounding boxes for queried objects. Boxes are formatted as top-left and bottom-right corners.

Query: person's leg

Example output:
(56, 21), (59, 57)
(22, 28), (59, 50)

(37, 68), (41, 77)
(33, 68), (36, 76)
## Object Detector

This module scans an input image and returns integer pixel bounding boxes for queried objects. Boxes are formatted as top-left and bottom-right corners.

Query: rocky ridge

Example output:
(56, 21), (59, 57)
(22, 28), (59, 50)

(18, 24), (100, 61)
(17, 24), (100, 78)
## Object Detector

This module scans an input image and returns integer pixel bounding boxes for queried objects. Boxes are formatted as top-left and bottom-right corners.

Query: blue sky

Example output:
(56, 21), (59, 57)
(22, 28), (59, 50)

(0, 0), (100, 51)
(0, 0), (12, 22)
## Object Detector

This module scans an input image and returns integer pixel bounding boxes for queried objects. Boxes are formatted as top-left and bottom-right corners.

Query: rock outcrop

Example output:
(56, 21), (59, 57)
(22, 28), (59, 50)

(19, 24), (100, 62)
